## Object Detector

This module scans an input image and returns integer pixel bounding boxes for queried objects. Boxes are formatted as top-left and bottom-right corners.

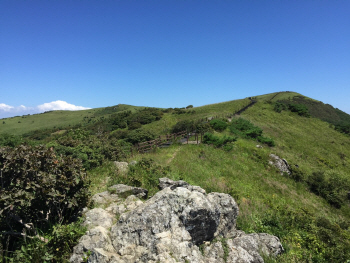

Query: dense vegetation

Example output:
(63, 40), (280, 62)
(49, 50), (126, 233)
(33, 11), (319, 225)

(0, 145), (89, 262)
(1, 91), (350, 262)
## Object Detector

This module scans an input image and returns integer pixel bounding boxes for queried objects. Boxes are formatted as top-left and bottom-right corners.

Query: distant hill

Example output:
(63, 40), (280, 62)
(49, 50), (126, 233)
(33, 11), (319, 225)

(0, 104), (143, 136)
(2, 91), (350, 137)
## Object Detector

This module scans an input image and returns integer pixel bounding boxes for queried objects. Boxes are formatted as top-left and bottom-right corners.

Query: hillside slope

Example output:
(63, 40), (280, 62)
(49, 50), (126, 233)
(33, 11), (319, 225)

(98, 92), (350, 262)
(1, 91), (350, 262)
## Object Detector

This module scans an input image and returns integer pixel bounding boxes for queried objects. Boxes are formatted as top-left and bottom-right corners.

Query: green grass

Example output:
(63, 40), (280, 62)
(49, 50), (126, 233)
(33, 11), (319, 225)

(240, 101), (350, 179)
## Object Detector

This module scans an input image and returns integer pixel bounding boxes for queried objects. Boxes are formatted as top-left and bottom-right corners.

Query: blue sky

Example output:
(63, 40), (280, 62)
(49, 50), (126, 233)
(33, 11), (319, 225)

(1, 0), (349, 118)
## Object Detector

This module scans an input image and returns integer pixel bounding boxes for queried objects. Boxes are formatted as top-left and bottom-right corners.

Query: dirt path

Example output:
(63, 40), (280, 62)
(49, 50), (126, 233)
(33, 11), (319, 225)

(166, 147), (180, 164)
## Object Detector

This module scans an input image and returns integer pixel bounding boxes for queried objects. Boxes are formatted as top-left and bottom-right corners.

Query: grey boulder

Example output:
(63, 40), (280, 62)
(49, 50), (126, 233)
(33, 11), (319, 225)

(71, 178), (283, 263)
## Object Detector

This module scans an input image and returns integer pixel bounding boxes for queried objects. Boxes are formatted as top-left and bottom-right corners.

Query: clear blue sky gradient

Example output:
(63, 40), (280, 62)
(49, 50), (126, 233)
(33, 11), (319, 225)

(1, 0), (350, 116)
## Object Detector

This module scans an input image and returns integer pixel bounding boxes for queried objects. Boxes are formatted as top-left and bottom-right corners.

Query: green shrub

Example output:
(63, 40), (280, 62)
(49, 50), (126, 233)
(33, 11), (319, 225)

(288, 166), (305, 182)
(209, 119), (228, 132)
(109, 158), (170, 196)
(0, 145), (90, 254)
(127, 108), (163, 125)
(245, 127), (263, 139)
(109, 111), (131, 130)
(2, 220), (86, 262)
(172, 120), (195, 133)
(47, 220), (87, 261)
(335, 122), (350, 135)
(202, 133), (236, 149)
(128, 122), (142, 130)
(288, 103), (310, 117)
(48, 141), (104, 170)
(126, 129), (156, 144)
(0, 134), (22, 147)
(273, 102), (288, 113)
(229, 118), (263, 139)
(257, 136), (275, 147)
(109, 129), (128, 140)
(172, 108), (189, 114)
(194, 122), (211, 134)
(306, 171), (347, 208)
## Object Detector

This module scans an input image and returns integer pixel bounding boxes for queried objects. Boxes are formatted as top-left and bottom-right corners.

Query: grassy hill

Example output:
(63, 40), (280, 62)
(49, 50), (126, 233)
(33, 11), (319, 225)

(1, 91), (350, 262)
(0, 104), (142, 136)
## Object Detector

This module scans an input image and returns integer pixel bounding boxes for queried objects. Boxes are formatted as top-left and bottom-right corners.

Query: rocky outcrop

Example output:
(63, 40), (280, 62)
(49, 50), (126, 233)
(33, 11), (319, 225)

(269, 154), (291, 175)
(70, 179), (283, 263)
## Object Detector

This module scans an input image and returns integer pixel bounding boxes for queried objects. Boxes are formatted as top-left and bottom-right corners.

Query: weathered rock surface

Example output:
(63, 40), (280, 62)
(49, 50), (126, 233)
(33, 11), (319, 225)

(70, 179), (283, 263)
(269, 154), (291, 175)
(108, 184), (148, 199)
(114, 161), (129, 174)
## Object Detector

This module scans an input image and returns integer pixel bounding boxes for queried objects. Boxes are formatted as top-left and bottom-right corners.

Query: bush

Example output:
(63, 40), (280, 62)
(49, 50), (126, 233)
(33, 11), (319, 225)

(109, 158), (170, 196)
(288, 103), (310, 117)
(48, 142), (104, 170)
(273, 102), (287, 113)
(172, 120), (195, 133)
(0, 134), (22, 147)
(0, 145), (90, 253)
(128, 122), (142, 130)
(48, 130), (132, 169)
(288, 166), (305, 182)
(3, 220), (87, 262)
(209, 119), (228, 132)
(306, 171), (347, 208)
(257, 136), (275, 147)
(172, 120), (211, 134)
(202, 133), (236, 149)
(335, 123), (350, 135)
(126, 128), (156, 144)
(109, 129), (128, 140)
(127, 108), (163, 125)
(194, 122), (211, 134)
(229, 118), (263, 139)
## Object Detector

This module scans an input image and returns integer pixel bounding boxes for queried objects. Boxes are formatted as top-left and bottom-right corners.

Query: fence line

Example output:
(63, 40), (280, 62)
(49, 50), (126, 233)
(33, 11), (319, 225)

(136, 131), (204, 153)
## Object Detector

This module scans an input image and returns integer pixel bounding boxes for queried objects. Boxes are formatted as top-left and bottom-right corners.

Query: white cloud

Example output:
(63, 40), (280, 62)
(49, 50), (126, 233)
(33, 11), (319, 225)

(37, 100), (90, 111)
(0, 103), (14, 112)
(0, 101), (91, 119)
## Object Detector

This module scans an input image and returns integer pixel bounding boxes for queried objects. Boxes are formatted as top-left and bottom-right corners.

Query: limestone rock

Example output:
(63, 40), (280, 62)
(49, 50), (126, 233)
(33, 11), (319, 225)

(92, 191), (121, 207)
(158, 177), (206, 194)
(83, 208), (114, 230)
(114, 161), (128, 174)
(269, 154), (291, 175)
(158, 177), (189, 190)
(108, 184), (148, 199)
(70, 226), (113, 263)
(71, 179), (283, 263)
